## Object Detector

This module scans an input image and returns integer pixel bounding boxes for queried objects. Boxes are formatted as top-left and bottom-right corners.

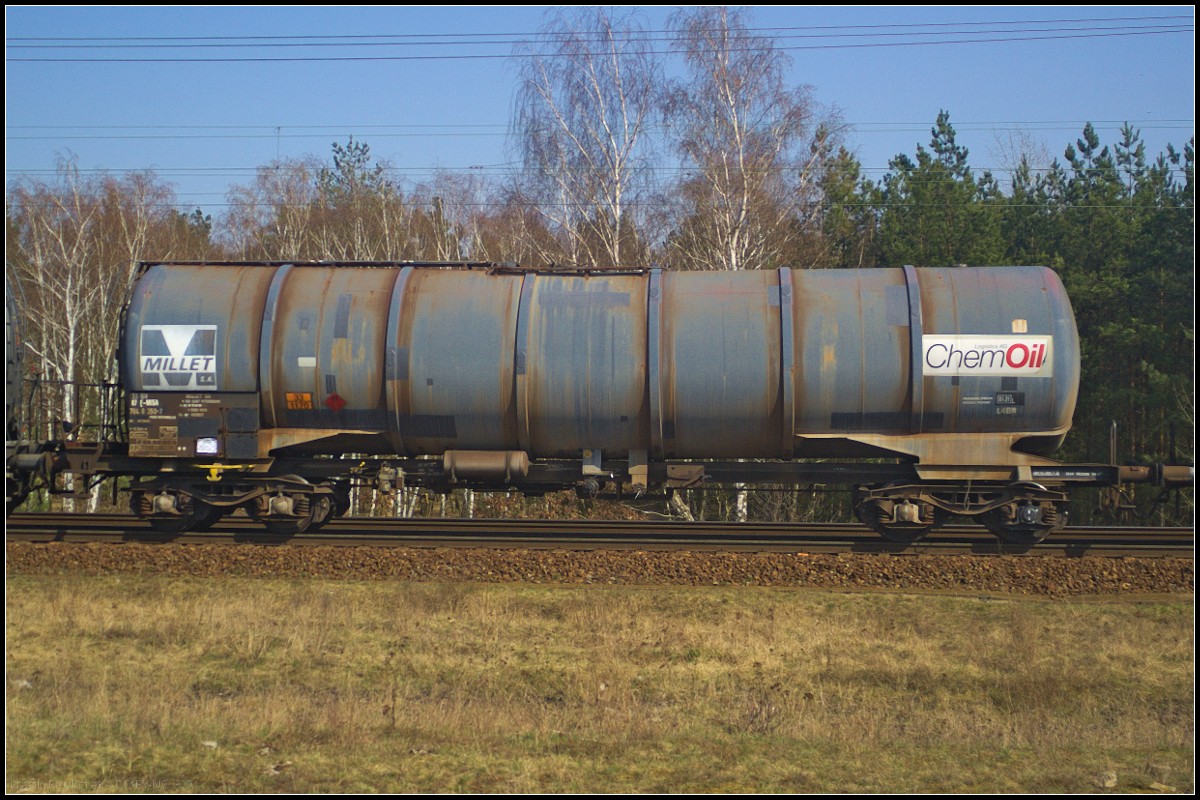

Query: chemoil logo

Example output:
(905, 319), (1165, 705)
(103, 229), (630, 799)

(140, 325), (218, 390)
(923, 335), (1053, 377)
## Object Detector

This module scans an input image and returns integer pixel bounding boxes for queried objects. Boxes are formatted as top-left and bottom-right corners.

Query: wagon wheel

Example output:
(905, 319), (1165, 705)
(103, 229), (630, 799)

(978, 509), (1055, 545)
(855, 501), (947, 544)
(259, 507), (316, 536)
(978, 506), (1062, 545)
(147, 503), (208, 535)
(189, 502), (226, 532)
(977, 483), (1065, 545)
(248, 476), (320, 535)
(305, 496), (335, 531)
(853, 483), (947, 544)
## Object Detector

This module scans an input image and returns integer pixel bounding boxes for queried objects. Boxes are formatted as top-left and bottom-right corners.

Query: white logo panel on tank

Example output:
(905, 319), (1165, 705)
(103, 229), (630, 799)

(923, 335), (1052, 377)
(140, 325), (218, 390)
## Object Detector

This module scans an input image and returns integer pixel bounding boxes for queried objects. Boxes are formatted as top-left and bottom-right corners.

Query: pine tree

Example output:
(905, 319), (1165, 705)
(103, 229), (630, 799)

(878, 111), (1004, 267)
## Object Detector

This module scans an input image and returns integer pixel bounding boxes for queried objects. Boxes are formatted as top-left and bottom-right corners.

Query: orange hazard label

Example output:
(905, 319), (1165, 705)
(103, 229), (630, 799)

(286, 392), (313, 410)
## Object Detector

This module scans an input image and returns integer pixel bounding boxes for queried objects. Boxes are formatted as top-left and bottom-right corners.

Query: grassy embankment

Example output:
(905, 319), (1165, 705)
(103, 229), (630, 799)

(5, 576), (1193, 793)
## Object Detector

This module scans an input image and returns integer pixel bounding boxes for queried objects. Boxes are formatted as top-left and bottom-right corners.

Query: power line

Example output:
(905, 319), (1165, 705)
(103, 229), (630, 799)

(6, 193), (1195, 211)
(7, 118), (1193, 130)
(6, 156), (1193, 181)
(7, 21), (1191, 50)
(6, 120), (1194, 142)
(6, 15), (1191, 43)
(7, 162), (1194, 203)
(7, 28), (1192, 63)
(6, 164), (1193, 182)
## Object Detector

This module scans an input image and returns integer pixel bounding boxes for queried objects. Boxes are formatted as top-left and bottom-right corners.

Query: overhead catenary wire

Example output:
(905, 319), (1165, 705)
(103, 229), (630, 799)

(5, 195), (1193, 212)
(7, 21), (1192, 50)
(7, 14), (1192, 41)
(6, 24), (1193, 62)
(7, 161), (1194, 187)
(7, 170), (1193, 189)
(6, 119), (1195, 141)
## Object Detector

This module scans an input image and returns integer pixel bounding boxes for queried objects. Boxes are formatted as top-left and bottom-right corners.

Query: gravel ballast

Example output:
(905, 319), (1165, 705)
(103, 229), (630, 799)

(6, 542), (1193, 597)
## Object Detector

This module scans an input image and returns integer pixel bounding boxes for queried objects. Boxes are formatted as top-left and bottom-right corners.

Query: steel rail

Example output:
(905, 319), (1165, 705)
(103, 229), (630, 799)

(5, 513), (1193, 558)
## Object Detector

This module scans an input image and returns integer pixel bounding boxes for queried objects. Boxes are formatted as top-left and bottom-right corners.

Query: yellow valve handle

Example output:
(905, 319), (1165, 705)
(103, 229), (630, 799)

(194, 464), (255, 482)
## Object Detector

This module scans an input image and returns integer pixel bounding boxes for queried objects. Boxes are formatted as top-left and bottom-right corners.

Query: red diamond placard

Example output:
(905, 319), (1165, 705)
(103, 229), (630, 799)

(324, 392), (346, 412)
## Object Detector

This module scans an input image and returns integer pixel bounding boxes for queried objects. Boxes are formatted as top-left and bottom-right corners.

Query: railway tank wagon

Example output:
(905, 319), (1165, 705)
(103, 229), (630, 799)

(116, 260), (1088, 542)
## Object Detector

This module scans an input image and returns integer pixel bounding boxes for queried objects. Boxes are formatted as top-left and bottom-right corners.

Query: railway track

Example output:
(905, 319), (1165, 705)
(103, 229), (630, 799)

(5, 513), (1194, 558)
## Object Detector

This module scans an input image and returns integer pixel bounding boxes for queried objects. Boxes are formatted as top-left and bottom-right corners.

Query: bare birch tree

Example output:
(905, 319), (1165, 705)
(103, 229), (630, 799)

(988, 127), (1054, 184)
(8, 161), (194, 509)
(224, 157), (323, 260)
(410, 171), (502, 261)
(665, 7), (841, 273)
(311, 138), (411, 260)
(224, 142), (423, 262)
(7, 159), (104, 444)
(511, 7), (661, 267)
(466, 188), (567, 268)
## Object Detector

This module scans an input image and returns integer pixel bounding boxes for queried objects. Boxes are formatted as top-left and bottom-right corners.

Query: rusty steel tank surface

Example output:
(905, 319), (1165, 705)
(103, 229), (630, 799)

(120, 263), (1080, 464)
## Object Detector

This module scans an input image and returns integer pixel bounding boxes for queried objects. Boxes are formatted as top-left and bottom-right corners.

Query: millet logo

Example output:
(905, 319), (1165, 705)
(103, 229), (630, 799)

(140, 325), (218, 390)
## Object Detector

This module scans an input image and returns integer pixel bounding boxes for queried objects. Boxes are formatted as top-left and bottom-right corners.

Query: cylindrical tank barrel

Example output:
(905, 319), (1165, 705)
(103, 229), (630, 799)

(122, 263), (1080, 460)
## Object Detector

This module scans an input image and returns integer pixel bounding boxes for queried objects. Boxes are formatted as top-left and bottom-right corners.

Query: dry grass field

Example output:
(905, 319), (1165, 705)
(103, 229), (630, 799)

(5, 576), (1193, 793)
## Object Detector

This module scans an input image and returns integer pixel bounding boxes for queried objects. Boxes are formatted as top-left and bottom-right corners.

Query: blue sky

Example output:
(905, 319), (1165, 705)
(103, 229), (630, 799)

(5, 6), (1195, 215)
